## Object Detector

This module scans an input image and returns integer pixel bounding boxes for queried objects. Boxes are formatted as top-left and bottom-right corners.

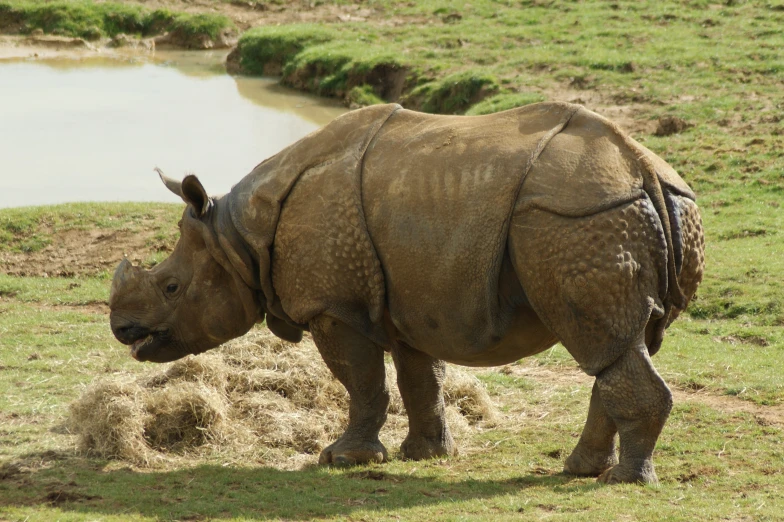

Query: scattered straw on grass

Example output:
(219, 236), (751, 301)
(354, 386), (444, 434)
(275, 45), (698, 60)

(68, 328), (498, 468)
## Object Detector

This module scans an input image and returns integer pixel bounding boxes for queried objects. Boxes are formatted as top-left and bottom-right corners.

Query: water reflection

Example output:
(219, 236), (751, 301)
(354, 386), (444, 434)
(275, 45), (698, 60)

(0, 51), (345, 208)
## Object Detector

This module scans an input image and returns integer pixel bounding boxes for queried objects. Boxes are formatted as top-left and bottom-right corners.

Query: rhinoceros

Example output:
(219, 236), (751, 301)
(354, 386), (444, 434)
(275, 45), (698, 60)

(109, 102), (704, 484)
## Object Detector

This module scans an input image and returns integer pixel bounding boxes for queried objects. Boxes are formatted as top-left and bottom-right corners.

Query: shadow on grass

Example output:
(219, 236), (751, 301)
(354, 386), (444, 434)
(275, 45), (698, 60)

(0, 450), (600, 519)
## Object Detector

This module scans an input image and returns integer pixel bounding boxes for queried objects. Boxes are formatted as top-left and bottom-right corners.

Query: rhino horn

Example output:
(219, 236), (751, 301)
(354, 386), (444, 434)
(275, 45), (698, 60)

(110, 258), (142, 303)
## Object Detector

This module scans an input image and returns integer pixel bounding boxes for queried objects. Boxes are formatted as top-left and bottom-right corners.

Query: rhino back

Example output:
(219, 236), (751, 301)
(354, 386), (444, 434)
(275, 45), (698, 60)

(515, 107), (695, 217)
(361, 103), (577, 356)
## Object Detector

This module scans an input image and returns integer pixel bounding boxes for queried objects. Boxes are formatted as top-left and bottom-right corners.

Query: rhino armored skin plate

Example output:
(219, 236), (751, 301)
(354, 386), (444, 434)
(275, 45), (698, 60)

(109, 102), (705, 484)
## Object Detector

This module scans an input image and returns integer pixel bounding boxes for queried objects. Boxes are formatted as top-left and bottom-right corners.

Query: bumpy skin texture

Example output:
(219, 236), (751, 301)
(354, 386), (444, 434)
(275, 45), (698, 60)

(273, 164), (385, 333)
(510, 198), (668, 376)
(109, 103), (705, 483)
(668, 196), (706, 324)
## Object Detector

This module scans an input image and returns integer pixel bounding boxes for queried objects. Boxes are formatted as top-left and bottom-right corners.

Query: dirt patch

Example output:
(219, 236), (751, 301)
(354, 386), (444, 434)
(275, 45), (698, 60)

(0, 227), (169, 278)
(0, 462), (22, 480)
(34, 302), (111, 315)
(45, 489), (100, 505)
(714, 335), (770, 347)
(655, 115), (693, 136)
(154, 27), (235, 50)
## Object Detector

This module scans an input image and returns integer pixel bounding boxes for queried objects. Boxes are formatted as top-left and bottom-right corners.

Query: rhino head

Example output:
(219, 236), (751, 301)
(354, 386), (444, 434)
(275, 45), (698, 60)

(108, 172), (262, 362)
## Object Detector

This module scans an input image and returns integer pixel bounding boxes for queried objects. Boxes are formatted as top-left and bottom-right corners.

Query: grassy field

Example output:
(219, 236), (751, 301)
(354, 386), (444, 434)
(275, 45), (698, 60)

(1, 0), (784, 520)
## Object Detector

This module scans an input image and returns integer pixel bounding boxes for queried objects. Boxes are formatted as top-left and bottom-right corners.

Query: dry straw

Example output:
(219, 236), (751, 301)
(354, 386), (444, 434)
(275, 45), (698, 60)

(69, 329), (498, 468)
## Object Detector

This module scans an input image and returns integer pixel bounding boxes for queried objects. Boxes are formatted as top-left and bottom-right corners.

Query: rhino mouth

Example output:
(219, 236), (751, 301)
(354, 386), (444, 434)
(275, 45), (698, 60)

(127, 329), (172, 361)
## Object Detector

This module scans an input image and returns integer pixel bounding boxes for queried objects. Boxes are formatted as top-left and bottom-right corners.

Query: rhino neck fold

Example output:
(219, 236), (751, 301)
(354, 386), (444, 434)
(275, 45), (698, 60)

(213, 196), (262, 293)
(225, 187), (290, 324)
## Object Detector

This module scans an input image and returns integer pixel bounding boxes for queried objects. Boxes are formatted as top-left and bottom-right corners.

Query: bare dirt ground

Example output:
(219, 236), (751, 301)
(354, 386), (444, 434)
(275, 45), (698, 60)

(0, 227), (166, 278)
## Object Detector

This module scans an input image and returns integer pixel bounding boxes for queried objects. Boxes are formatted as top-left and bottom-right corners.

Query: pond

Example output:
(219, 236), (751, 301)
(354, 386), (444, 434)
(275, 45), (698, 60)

(0, 50), (346, 209)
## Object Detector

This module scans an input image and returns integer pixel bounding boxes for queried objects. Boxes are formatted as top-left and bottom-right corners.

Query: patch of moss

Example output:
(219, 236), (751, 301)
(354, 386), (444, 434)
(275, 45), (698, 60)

(168, 12), (232, 40)
(407, 71), (500, 114)
(143, 7), (175, 36)
(0, 0), (146, 39)
(346, 85), (385, 107)
(465, 91), (547, 115)
(0, 211), (50, 253)
(282, 41), (411, 101)
(235, 24), (336, 76)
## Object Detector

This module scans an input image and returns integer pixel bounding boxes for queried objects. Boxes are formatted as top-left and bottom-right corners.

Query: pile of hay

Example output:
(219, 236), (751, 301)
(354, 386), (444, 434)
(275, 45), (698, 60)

(68, 329), (498, 468)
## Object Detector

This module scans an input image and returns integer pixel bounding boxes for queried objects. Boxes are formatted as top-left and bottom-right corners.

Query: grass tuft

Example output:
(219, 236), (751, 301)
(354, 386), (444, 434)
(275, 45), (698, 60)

(465, 91), (547, 116)
(235, 24), (336, 76)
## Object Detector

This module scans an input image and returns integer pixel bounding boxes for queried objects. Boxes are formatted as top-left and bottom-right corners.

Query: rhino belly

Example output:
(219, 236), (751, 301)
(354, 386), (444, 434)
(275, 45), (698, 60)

(360, 106), (574, 360)
(434, 304), (559, 367)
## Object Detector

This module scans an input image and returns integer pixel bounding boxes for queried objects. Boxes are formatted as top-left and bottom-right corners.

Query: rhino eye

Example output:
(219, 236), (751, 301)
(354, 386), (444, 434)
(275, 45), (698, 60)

(166, 283), (179, 294)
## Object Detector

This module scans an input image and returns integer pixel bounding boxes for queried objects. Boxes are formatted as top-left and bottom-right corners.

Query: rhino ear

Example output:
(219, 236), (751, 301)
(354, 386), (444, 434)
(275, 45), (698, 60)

(181, 175), (210, 217)
(156, 167), (183, 198)
(156, 169), (210, 217)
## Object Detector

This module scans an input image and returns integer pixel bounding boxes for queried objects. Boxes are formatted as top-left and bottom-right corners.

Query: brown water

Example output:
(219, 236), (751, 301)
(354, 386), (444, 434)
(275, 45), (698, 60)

(0, 50), (346, 209)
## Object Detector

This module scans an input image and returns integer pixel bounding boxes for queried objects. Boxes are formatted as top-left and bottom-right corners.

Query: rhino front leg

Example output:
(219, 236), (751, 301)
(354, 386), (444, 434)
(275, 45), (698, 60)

(594, 343), (672, 485)
(564, 381), (618, 476)
(392, 343), (456, 460)
(310, 315), (389, 466)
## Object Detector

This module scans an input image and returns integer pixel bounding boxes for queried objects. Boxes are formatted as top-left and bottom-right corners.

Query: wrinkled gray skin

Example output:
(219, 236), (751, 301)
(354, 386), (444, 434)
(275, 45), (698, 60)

(110, 103), (705, 485)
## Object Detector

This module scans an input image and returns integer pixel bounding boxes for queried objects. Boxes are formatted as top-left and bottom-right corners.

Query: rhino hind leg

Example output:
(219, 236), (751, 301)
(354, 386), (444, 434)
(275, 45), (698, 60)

(510, 198), (674, 484)
(595, 343), (672, 484)
(392, 342), (456, 460)
(563, 381), (618, 477)
(310, 315), (389, 466)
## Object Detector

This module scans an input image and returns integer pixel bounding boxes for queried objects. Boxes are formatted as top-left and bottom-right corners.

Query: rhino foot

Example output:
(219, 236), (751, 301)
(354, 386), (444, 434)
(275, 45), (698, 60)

(400, 432), (457, 461)
(319, 436), (387, 467)
(563, 446), (617, 477)
(597, 459), (658, 485)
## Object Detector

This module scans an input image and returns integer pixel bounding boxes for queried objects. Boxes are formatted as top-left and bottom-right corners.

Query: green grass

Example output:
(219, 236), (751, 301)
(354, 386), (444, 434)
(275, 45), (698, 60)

(0, 202), (181, 254)
(0, 0), (234, 40)
(234, 24), (337, 76)
(465, 91), (547, 116)
(232, 0), (784, 126)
